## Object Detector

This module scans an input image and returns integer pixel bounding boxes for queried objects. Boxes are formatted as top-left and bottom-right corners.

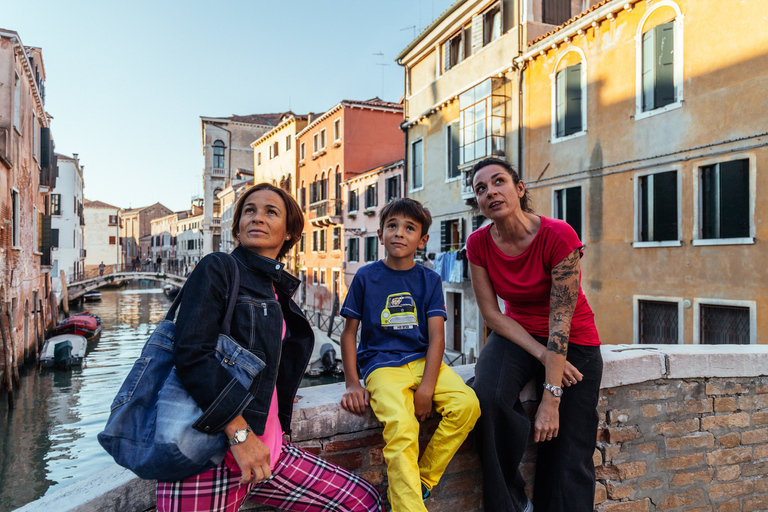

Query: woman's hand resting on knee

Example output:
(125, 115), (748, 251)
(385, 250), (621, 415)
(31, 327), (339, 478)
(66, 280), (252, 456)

(230, 435), (272, 485)
(534, 394), (560, 443)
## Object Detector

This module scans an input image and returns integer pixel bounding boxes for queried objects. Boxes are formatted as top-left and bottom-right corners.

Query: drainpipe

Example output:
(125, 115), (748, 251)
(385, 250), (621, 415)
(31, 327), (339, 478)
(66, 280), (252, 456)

(517, 3), (526, 180)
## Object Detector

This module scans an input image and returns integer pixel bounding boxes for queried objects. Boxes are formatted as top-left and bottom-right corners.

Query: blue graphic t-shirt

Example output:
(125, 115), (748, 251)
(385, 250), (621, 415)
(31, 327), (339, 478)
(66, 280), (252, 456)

(341, 260), (447, 380)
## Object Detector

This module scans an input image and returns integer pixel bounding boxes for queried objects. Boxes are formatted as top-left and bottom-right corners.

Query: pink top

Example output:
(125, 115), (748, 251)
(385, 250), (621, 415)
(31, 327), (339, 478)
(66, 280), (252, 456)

(466, 216), (600, 346)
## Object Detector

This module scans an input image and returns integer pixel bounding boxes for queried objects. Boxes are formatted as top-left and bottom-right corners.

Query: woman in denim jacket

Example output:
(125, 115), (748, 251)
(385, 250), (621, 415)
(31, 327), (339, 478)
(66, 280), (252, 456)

(157, 183), (382, 512)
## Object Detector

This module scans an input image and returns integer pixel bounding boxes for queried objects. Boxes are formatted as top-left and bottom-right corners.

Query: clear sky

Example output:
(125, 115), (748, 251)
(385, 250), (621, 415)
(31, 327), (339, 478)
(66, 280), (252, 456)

(2, 0), (455, 212)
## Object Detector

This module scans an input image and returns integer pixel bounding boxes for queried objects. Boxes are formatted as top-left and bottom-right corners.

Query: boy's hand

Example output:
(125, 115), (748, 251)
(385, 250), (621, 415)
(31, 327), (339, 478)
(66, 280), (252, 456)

(414, 386), (434, 421)
(341, 382), (370, 416)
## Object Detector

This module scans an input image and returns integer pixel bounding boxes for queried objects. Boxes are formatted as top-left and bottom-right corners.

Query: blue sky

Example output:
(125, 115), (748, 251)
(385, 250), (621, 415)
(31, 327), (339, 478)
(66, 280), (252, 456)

(2, 0), (454, 211)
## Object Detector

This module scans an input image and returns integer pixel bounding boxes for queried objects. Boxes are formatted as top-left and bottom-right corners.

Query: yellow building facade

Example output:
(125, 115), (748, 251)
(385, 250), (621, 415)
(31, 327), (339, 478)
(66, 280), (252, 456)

(521, 0), (768, 344)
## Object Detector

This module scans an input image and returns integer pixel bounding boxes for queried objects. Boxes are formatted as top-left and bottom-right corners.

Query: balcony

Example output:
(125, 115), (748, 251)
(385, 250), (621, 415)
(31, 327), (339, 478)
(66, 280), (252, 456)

(211, 218), (221, 226)
(460, 166), (476, 203)
(210, 167), (226, 178)
(307, 199), (343, 227)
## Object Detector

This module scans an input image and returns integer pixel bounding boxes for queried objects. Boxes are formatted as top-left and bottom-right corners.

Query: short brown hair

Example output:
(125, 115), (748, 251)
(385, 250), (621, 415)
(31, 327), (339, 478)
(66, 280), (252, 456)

(231, 183), (305, 260)
(378, 197), (432, 237)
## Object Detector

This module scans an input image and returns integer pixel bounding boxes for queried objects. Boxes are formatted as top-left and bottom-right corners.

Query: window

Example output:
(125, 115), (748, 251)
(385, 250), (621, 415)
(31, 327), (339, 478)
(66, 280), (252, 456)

(257, 152), (262, 165)
(313, 129), (326, 153)
(285, 135), (291, 151)
(694, 299), (756, 345)
(348, 189), (358, 213)
(638, 299), (679, 344)
(109, 236), (116, 245)
(365, 183), (378, 209)
(348, 237), (359, 263)
(11, 189), (19, 247)
(272, 141), (279, 159)
(441, 219), (464, 252)
(334, 119), (341, 141)
(13, 74), (20, 129)
(300, 142), (305, 160)
(385, 175), (401, 203)
(443, 30), (467, 72)
(555, 63), (583, 138)
(459, 78), (505, 164)
(213, 140), (225, 168)
(109, 215), (119, 225)
(312, 230), (319, 252)
(299, 233), (306, 253)
(637, 171), (678, 243)
(310, 178), (328, 204)
(51, 228), (59, 248)
(447, 121), (461, 180)
(333, 227), (341, 251)
(553, 186), (582, 242)
(299, 186), (306, 210)
(312, 269), (318, 284)
(319, 229), (326, 252)
(51, 194), (61, 216)
(411, 140), (423, 190)
(698, 159), (750, 241)
(483, 4), (502, 45)
(642, 21), (676, 112)
(365, 236), (378, 262)
(319, 269), (326, 285)
(543, 0), (571, 26)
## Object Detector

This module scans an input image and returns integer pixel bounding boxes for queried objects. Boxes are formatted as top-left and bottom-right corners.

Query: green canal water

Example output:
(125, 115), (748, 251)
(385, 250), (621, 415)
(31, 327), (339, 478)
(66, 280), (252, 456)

(0, 281), (341, 511)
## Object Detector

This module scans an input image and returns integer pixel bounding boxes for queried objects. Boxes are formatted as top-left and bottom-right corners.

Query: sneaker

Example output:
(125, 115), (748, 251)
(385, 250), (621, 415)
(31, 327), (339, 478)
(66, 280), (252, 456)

(523, 498), (534, 512)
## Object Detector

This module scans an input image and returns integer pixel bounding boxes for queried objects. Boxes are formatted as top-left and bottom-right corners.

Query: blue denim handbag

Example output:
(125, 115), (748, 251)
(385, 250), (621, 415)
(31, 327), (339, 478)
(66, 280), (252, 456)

(97, 254), (266, 481)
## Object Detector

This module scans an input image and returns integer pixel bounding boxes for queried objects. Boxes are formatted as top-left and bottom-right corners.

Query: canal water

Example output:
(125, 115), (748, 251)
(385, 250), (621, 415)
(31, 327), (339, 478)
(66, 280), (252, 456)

(0, 281), (342, 511)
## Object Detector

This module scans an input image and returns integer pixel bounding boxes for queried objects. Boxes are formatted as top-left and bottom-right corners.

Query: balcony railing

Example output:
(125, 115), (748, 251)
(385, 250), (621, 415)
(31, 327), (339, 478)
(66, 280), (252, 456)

(211, 167), (226, 177)
(307, 199), (343, 226)
(211, 218), (221, 226)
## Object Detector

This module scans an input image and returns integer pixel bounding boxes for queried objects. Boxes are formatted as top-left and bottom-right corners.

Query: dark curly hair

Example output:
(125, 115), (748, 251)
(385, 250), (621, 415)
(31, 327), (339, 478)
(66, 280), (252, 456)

(467, 157), (534, 214)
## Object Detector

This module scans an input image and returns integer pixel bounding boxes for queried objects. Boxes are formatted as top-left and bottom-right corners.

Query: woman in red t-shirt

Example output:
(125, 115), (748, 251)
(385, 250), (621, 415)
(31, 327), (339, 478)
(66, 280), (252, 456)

(466, 157), (603, 512)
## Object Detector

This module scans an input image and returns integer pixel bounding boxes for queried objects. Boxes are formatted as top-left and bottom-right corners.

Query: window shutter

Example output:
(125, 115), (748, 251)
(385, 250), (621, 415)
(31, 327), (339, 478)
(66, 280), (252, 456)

(51, 228), (59, 248)
(471, 14), (484, 54)
(444, 42), (451, 72)
(655, 22), (676, 108)
(440, 220), (448, 252)
(565, 187), (582, 241)
(565, 64), (582, 135)
(472, 215), (485, 231)
(460, 218), (466, 244)
(373, 183), (378, 206)
(653, 171), (677, 241)
(700, 165), (718, 239)
(642, 30), (655, 111)
(639, 176), (650, 241)
(555, 69), (566, 137)
(396, 175), (401, 198)
(718, 159), (749, 239)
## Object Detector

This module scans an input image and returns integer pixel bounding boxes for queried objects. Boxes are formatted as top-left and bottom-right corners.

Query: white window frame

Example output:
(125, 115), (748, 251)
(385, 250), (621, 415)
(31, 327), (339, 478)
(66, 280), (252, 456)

(333, 118), (341, 142)
(551, 183), (585, 242)
(300, 142), (305, 161)
(693, 298), (757, 345)
(550, 48), (588, 143)
(633, 295), (684, 345)
(634, 1), (684, 121)
(633, 166), (683, 248)
(692, 153), (755, 246)
(410, 138), (425, 193)
(445, 120), (461, 183)
(348, 236), (359, 263)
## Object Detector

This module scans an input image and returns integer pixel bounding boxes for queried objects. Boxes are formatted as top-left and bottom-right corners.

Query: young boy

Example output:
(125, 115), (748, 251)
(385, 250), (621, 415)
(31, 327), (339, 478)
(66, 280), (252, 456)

(340, 198), (480, 512)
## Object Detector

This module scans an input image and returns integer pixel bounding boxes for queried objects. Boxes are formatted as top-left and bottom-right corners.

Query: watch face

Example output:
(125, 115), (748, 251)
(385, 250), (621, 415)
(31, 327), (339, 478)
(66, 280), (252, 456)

(235, 431), (248, 442)
(553, 387), (563, 397)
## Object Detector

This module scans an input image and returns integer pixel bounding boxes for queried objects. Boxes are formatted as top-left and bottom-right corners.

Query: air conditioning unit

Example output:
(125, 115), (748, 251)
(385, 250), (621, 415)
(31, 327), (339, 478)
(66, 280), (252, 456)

(360, 227), (367, 233)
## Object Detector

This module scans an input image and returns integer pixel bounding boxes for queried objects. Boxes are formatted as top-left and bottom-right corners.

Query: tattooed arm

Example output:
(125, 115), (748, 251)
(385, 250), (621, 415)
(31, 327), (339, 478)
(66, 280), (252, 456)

(534, 248), (583, 442)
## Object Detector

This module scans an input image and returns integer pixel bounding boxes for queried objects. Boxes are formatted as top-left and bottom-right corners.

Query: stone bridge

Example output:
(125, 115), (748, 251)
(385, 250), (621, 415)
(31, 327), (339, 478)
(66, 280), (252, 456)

(65, 272), (187, 303)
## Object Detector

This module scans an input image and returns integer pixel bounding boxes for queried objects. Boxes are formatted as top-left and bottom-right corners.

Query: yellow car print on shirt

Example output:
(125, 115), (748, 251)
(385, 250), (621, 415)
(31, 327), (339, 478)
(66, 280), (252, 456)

(381, 292), (418, 330)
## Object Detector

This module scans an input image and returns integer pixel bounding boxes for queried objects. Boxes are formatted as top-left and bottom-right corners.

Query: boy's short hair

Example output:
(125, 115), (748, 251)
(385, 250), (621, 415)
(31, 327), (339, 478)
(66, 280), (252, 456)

(378, 198), (432, 237)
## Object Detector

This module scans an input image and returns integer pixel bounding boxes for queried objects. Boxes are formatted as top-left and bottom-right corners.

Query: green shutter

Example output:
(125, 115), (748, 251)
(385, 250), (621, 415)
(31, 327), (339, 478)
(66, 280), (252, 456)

(642, 29), (655, 112)
(440, 221), (448, 252)
(652, 171), (677, 241)
(655, 22), (675, 108)
(555, 69), (566, 137)
(719, 160), (749, 238)
(565, 64), (582, 136)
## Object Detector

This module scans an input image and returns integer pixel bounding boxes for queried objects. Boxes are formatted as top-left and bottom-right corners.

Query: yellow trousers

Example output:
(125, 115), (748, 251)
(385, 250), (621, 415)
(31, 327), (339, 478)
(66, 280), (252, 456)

(366, 359), (481, 512)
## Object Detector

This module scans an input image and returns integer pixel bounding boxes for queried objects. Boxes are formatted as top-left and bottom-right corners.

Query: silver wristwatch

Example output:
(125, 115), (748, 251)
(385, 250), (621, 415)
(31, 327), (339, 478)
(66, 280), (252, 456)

(543, 382), (563, 398)
(228, 425), (252, 446)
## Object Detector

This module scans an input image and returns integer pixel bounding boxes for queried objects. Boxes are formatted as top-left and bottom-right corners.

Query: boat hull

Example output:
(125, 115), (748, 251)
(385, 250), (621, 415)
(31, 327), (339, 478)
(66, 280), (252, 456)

(40, 334), (88, 369)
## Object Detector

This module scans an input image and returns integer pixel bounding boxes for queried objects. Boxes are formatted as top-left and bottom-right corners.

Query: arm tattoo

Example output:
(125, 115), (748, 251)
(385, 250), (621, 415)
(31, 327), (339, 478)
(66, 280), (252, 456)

(548, 250), (581, 356)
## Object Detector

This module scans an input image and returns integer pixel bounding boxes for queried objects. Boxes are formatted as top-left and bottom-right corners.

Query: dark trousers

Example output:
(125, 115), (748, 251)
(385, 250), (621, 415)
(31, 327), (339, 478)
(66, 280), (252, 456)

(472, 332), (603, 512)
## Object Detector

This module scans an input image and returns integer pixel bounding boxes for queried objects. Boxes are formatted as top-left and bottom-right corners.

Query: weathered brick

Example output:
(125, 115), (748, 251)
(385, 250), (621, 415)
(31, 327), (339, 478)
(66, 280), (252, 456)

(702, 412), (750, 431)
(594, 482), (606, 504)
(716, 464), (740, 481)
(642, 404), (661, 418)
(594, 448), (603, 467)
(744, 495), (768, 512)
(666, 398), (713, 415)
(656, 453), (704, 470)
(717, 500), (741, 512)
(604, 499), (650, 512)
(641, 479), (663, 489)
(757, 378), (768, 394)
(706, 446), (752, 466)
(441, 452), (480, 475)
(324, 433), (385, 453)
(756, 476), (768, 493)
(368, 447), (384, 466)
(658, 489), (707, 510)
(609, 409), (630, 424)
(358, 469), (385, 485)
(709, 480), (754, 499)
(629, 387), (677, 401)
(606, 426), (641, 443)
(666, 432), (715, 451)
(438, 473), (475, 496)
(603, 444), (623, 462)
(606, 480), (634, 499)
(427, 493), (482, 512)
(706, 380), (749, 396)
(616, 461), (647, 480)
(739, 394), (768, 410)
(741, 428), (768, 445)
(654, 418), (700, 435)
(596, 464), (620, 480)
(637, 442), (659, 454)
(671, 469), (714, 486)
(713, 397), (738, 413)
(717, 432), (741, 448)
(754, 444), (768, 460)
(741, 460), (768, 478)
(753, 411), (768, 426)
(323, 451), (363, 470)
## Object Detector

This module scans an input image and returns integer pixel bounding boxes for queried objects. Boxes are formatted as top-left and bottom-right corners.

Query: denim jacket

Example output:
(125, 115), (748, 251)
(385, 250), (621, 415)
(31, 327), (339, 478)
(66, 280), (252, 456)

(173, 246), (314, 436)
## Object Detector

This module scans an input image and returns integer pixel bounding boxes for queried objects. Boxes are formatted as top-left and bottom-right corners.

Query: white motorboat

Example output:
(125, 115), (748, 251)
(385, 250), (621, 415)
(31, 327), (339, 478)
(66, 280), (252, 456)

(40, 334), (88, 369)
(306, 327), (343, 376)
(83, 290), (102, 302)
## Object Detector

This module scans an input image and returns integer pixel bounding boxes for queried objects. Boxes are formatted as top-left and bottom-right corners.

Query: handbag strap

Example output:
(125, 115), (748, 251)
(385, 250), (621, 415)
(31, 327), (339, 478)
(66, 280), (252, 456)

(165, 253), (240, 335)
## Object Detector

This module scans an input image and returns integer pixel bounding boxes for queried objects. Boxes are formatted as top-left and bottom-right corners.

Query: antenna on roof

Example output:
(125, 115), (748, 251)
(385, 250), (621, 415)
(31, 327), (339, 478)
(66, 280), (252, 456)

(400, 25), (417, 40)
(374, 51), (391, 100)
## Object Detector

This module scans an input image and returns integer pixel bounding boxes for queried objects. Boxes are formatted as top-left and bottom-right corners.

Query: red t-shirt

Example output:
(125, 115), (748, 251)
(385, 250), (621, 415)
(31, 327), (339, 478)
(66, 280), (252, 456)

(466, 216), (600, 346)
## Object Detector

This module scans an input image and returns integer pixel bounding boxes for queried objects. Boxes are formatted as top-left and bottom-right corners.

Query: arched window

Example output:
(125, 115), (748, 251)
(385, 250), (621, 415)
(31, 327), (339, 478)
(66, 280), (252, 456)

(551, 47), (586, 141)
(213, 140), (225, 168)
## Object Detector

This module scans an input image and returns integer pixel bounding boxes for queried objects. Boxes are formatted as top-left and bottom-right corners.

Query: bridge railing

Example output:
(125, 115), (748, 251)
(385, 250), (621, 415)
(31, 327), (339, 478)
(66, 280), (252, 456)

(66, 262), (189, 286)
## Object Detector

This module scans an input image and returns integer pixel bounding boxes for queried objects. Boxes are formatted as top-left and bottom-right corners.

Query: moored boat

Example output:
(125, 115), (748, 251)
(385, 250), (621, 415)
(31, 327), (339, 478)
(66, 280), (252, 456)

(83, 290), (102, 302)
(306, 327), (343, 376)
(40, 334), (88, 369)
(162, 284), (179, 298)
(54, 312), (102, 341)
